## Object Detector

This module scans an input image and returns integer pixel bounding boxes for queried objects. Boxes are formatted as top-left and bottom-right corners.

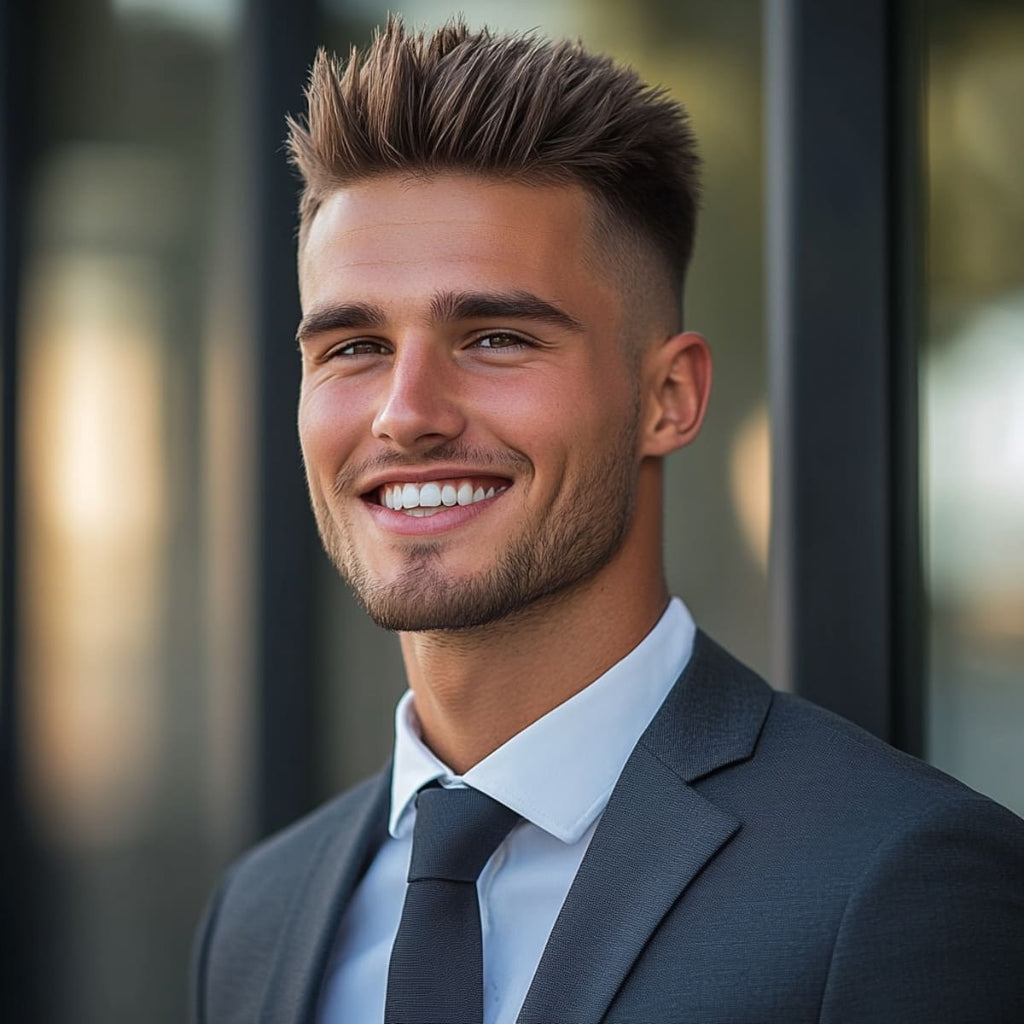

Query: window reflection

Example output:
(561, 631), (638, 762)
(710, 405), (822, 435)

(23, 242), (168, 846)
(16, 6), (252, 1020)
(924, 0), (1024, 816)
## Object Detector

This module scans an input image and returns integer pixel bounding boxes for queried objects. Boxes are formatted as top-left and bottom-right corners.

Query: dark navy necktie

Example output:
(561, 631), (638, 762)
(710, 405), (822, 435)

(384, 784), (519, 1024)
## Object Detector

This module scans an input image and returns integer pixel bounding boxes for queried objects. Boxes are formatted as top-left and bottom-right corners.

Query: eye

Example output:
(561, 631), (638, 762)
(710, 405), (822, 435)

(329, 338), (391, 358)
(471, 331), (531, 351)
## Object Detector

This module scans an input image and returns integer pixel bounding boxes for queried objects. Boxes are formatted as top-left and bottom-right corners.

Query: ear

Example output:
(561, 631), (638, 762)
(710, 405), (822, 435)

(640, 331), (712, 457)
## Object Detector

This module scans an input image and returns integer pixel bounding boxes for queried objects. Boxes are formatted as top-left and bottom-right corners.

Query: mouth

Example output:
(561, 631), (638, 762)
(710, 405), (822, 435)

(369, 476), (511, 517)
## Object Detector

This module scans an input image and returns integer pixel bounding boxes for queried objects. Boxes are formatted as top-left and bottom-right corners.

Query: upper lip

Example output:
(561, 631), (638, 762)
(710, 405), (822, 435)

(357, 466), (514, 497)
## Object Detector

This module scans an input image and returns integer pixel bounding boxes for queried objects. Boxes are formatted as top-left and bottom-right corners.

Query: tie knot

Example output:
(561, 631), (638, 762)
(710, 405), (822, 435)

(408, 785), (519, 883)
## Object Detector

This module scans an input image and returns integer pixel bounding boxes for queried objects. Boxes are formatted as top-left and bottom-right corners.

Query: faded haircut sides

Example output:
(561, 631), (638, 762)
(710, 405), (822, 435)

(286, 17), (701, 306)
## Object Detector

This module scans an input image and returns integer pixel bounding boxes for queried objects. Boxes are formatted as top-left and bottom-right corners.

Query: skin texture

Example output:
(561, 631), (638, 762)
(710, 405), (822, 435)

(298, 174), (711, 772)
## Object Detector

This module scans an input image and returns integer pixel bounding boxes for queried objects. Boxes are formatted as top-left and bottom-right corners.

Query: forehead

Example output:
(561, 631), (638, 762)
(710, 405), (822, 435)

(298, 174), (611, 312)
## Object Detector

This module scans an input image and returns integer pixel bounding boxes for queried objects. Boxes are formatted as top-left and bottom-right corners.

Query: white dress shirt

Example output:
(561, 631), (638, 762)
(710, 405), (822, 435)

(316, 597), (696, 1024)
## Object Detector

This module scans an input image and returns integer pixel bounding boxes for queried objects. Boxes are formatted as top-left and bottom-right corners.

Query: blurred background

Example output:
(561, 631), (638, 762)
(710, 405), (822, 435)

(1, 0), (1021, 1020)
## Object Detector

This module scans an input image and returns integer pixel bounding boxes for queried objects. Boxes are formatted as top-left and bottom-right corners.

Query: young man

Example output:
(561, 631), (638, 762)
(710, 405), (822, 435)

(192, 20), (1024, 1024)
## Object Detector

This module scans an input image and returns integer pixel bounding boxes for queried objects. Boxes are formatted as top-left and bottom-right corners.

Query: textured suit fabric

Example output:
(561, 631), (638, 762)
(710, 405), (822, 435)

(191, 632), (1024, 1023)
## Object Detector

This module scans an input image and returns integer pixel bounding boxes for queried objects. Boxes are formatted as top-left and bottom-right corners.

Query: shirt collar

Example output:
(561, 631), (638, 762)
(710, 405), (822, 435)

(389, 597), (696, 844)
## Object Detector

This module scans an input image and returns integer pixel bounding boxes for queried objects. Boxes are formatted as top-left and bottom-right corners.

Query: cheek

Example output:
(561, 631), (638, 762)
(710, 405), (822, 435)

(481, 376), (568, 449)
(550, 367), (636, 441)
(297, 383), (363, 472)
(485, 374), (621, 483)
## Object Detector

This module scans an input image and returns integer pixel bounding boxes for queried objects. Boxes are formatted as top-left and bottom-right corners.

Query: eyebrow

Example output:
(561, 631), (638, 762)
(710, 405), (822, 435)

(296, 289), (584, 343)
(429, 290), (585, 333)
(295, 302), (386, 342)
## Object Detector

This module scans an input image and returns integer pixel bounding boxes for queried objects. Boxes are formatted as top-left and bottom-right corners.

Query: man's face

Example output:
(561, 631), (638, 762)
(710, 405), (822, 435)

(297, 174), (648, 631)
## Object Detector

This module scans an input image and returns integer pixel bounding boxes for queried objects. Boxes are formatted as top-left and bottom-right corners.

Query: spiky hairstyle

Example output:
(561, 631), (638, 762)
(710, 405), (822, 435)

(287, 17), (701, 290)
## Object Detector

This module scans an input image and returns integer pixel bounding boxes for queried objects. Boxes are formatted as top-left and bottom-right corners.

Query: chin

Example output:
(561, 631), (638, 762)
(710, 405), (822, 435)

(347, 567), (532, 633)
(345, 541), (625, 634)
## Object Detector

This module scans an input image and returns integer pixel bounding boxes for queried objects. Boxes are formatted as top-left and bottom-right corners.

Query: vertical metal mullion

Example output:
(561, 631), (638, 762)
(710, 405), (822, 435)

(765, 0), (795, 699)
(766, 0), (921, 744)
(243, 0), (321, 838)
(1, 0), (42, 1017)
(887, 0), (925, 757)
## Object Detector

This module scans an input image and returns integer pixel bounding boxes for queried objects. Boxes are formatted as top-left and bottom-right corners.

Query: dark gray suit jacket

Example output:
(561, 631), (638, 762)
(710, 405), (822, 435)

(192, 633), (1024, 1022)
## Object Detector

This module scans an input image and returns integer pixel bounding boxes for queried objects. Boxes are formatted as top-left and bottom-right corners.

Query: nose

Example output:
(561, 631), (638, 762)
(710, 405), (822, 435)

(371, 341), (466, 449)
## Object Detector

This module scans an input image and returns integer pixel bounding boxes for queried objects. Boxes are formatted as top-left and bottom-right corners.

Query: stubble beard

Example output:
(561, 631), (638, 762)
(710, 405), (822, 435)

(311, 427), (640, 633)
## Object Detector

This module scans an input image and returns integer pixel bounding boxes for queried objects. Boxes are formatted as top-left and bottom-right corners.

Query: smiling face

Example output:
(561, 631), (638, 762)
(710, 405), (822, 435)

(297, 174), (660, 632)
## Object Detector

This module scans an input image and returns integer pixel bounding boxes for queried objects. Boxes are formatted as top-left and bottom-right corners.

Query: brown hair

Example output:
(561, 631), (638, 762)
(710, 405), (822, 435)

(287, 17), (701, 295)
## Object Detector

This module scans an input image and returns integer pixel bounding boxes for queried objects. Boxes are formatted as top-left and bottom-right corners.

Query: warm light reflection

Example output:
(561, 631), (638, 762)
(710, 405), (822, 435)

(21, 253), (167, 846)
(201, 259), (257, 849)
(729, 401), (771, 574)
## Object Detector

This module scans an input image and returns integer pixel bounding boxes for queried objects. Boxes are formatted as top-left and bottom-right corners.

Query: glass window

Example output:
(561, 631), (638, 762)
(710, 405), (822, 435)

(17, 2), (254, 1020)
(923, 0), (1024, 816)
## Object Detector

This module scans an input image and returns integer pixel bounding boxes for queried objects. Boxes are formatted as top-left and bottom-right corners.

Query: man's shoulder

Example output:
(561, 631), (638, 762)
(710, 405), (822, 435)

(689, 633), (1023, 841)
(201, 768), (389, 952)
(223, 766), (390, 898)
(751, 686), (1024, 1018)
(191, 768), (390, 1021)
(766, 686), (996, 809)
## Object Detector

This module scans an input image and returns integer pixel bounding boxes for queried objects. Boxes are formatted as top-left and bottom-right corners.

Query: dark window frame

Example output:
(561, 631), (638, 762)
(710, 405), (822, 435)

(765, 0), (924, 751)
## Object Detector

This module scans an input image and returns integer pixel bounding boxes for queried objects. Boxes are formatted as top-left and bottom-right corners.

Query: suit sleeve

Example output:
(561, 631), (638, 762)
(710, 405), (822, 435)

(819, 794), (1024, 1023)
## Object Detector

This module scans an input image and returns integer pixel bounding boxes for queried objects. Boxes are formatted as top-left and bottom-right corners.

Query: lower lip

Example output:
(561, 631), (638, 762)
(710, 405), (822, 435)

(364, 491), (506, 536)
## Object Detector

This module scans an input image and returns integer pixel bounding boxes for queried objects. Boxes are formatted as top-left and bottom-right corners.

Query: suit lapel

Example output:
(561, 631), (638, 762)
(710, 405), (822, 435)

(518, 632), (772, 1024)
(259, 768), (391, 1024)
(517, 745), (739, 1023)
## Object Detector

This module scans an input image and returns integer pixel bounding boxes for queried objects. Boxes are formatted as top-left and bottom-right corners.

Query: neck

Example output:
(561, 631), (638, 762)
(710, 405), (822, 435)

(399, 497), (668, 774)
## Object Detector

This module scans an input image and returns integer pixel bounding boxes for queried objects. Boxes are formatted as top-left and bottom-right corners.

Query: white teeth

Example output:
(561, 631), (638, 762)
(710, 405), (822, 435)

(419, 483), (442, 507)
(381, 479), (507, 512)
